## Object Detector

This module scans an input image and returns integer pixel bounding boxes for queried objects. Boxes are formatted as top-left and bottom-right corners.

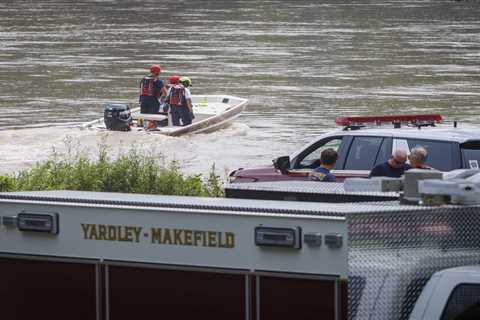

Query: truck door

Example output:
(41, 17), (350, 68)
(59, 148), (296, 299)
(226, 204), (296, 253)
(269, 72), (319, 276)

(0, 257), (98, 320)
(257, 275), (343, 320)
(334, 136), (391, 179)
(292, 136), (346, 169)
(405, 139), (458, 171)
(108, 265), (247, 320)
(289, 136), (347, 177)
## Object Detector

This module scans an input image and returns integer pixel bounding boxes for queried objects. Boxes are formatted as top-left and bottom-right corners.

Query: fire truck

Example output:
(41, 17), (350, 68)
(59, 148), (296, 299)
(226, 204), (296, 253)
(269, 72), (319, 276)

(1, 171), (480, 320)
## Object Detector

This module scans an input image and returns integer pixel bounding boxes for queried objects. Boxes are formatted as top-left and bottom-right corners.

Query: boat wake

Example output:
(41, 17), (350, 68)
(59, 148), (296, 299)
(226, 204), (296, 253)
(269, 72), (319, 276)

(0, 122), (254, 177)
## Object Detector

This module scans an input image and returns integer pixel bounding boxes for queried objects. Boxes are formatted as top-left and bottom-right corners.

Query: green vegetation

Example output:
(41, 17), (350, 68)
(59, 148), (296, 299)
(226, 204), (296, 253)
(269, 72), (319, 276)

(0, 176), (16, 192)
(0, 140), (224, 197)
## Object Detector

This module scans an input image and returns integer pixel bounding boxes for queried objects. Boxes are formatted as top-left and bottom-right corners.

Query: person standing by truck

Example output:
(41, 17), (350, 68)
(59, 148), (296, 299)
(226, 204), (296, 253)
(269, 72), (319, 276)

(309, 148), (338, 182)
(408, 146), (433, 170)
(369, 149), (411, 178)
(139, 64), (167, 114)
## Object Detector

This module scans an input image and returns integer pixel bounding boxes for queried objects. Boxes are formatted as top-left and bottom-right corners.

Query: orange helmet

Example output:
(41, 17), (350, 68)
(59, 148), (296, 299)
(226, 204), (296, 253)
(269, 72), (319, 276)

(150, 64), (161, 75)
(168, 75), (181, 84)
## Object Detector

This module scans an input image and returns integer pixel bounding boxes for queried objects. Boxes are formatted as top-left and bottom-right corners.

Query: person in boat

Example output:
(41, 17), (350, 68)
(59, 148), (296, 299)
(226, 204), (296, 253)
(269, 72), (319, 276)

(167, 76), (193, 126)
(180, 76), (194, 120)
(408, 146), (433, 170)
(139, 64), (167, 114)
(167, 75), (181, 88)
(369, 149), (411, 178)
(309, 148), (338, 182)
(162, 75), (181, 113)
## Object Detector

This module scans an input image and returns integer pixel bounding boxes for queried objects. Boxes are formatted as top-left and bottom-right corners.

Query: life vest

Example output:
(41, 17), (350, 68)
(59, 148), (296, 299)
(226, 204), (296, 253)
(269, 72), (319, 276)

(140, 76), (161, 97)
(168, 85), (186, 107)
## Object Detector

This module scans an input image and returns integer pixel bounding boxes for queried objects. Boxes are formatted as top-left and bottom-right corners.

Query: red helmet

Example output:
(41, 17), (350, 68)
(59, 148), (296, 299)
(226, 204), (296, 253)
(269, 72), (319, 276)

(150, 64), (161, 75)
(168, 75), (181, 84)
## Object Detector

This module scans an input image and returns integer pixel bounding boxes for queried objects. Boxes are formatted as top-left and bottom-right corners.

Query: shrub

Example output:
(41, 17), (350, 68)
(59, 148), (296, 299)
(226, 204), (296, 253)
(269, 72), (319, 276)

(0, 176), (16, 192)
(7, 142), (224, 197)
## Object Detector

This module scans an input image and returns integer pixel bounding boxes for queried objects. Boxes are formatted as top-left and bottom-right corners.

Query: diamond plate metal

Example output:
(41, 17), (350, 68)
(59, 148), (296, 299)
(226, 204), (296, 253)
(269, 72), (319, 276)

(0, 191), (401, 217)
(348, 206), (480, 320)
(225, 181), (400, 203)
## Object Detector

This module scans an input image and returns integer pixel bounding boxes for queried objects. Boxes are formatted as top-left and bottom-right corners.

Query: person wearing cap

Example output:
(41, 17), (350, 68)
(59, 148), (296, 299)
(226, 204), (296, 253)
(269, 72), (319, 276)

(369, 149), (412, 178)
(139, 64), (167, 114)
(167, 76), (193, 126)
(167, 75), (181, 88)
(180, 76), (194, 121)
(161, 75), (181, 113)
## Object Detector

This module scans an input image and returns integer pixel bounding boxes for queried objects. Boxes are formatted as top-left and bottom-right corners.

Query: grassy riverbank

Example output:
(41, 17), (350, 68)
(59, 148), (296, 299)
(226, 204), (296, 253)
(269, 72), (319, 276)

(0, 143), (224, 197)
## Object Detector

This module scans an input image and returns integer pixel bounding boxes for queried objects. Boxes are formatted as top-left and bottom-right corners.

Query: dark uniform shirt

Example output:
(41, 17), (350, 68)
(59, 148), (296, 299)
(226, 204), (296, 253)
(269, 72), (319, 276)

(309, 167), (336, 182)
(369, 162), (412, 178)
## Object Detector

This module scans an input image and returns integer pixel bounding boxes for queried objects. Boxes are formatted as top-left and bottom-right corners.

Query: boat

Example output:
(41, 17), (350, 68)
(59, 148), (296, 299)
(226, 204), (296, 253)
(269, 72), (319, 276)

(81, 95), (248, 136)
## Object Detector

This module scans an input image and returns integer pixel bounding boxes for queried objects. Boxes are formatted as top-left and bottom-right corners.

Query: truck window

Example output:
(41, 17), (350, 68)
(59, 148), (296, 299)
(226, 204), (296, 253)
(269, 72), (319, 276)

(460, 141), (480, 169)
(344, 137), (383, 170)
(441, 283), (480, 320)
(375, 138), (390, 166)
(296, 137), (343, 169)
(407, 139), (454, 171)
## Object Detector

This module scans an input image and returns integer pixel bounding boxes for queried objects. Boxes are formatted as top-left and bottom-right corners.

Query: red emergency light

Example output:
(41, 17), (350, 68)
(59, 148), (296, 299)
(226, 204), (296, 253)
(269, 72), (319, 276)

(335, 114), (443, 127)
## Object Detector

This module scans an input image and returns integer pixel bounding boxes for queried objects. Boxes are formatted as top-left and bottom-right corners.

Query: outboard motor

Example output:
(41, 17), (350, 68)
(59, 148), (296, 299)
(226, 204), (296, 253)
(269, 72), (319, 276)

(104, 104), (132, 131)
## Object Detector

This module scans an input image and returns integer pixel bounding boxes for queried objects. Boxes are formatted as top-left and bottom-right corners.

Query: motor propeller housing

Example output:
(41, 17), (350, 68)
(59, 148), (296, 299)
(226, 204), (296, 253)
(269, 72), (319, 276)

(104, 103), (132, 131)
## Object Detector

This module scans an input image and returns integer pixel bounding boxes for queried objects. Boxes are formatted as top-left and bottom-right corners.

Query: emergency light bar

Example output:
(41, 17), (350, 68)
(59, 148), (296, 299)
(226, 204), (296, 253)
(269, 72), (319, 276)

(335, 114), (443, 127)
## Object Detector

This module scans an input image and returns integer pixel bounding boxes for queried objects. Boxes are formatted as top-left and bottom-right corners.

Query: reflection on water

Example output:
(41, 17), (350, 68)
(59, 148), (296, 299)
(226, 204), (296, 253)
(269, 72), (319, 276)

(0, 1), (479, 174)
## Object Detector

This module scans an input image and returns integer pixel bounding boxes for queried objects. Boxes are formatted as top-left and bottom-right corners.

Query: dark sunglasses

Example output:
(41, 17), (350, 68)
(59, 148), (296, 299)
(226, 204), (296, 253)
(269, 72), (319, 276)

(392, 158), (406, 165)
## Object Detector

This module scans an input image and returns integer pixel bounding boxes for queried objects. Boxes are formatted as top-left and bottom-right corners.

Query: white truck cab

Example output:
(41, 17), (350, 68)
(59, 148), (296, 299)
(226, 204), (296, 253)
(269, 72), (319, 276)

(410, 266), (480, 320)
(230, 114), (480, 183)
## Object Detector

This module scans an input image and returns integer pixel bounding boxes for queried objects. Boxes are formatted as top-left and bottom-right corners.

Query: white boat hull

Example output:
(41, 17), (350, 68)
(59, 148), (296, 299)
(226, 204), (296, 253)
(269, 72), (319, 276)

(82, 95), (248, 136)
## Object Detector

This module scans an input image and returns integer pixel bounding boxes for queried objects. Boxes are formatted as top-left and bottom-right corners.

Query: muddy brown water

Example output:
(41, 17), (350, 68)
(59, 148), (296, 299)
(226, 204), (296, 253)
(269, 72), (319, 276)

(1, 0), (479, 175)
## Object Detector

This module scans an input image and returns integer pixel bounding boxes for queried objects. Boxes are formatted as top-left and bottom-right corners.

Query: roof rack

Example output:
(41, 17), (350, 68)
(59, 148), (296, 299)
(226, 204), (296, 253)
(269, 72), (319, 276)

(336, 114), (443, 130)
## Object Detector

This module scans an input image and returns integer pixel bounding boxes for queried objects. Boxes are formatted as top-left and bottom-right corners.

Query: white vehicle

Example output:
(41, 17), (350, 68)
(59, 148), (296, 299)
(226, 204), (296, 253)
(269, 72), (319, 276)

(230, 114), (480, 182)
(410, 266), (480, 320)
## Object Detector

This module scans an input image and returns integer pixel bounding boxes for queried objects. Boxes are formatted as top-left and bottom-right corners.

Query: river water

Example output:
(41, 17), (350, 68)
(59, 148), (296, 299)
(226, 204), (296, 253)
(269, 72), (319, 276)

(1, 0), (480, 176)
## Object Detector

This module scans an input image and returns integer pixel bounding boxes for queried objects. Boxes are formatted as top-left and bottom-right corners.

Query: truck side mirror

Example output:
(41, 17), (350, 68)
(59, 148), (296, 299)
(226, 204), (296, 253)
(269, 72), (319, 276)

(273, 156), (291, 174)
